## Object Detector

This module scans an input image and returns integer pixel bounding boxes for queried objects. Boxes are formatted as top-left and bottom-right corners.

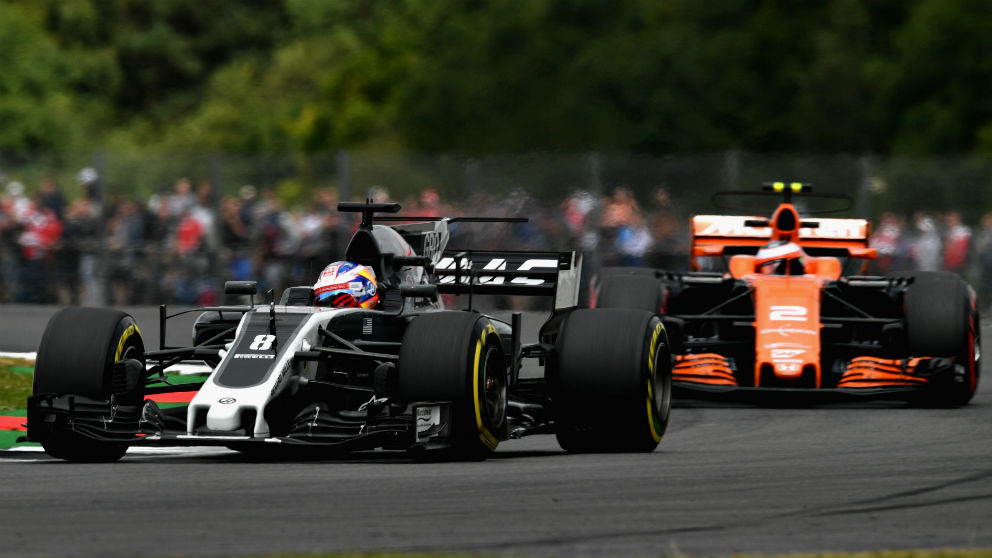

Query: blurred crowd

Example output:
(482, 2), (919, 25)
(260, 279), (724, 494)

(2, 170), (992, 313)
(869, 209), (992, 308)
(0, 172), (348, 308)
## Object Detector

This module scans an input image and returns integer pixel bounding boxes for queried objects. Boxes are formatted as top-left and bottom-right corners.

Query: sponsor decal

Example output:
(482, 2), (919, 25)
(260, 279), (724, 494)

(234, 354), (275, 359)
(478, 259), (507, 284)
(696, 216), (867, 240)
(759, 326), (817, 337)
(513, 259), (558, 286)
(698, 217), (771, 238)
(269, 360), (293, 397)
(770, 348), (806, 359)
(218, 397), (236, 404)
(423, 232), (442, 261)
(416, 405), (442, 439)
(775, 363), (801, 373)
(436, 257), (557, 286)
(436, 257), (473, 283)
(809, 220), (866, 240)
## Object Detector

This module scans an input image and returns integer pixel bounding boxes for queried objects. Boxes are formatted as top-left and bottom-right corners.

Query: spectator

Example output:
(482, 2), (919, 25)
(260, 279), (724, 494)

(172, 206), (210, 304)
(0, 182), (26, 302)
(106, 198), (145, 305)
(601, 187), (651, 266)
(219, 196), (253, 282)
(646, 185), (688, 271)
(974, 212), (992, 311)
(17, 195), (63, 303)
(943, 210), (971, 275)
(57, 199), (98, 305)
(909, 213), (942, 272)
(167, 177), (196, 218)
(74, 168), (105, 305)
(38, 175), (66, 221)
(870, 212), (904, 275)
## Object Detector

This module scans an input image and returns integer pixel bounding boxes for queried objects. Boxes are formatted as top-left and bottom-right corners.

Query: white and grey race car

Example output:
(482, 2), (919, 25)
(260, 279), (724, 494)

(27, 202), (672, 461)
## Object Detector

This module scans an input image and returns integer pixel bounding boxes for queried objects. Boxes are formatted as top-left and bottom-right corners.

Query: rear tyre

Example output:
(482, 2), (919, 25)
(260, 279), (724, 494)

(398, 312), (508, 459)
(595, 272), (665, 315)
(554, 308), (671, 452)
(32, 307), (145, 462)
(904, 272), (980, 407)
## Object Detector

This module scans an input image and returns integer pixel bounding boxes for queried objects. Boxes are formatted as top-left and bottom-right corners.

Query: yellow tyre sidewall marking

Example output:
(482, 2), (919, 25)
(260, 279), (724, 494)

(646, 321), (665, 443)
(473, 323), (499, 451)
(115, 323), (142, 363)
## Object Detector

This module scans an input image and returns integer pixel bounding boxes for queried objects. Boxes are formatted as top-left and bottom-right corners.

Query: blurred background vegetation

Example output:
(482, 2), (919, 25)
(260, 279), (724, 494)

(1, 0), (991, 217)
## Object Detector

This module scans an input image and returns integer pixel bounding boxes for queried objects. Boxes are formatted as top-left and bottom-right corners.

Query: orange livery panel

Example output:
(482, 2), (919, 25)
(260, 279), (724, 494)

(747, 275), (824, 387)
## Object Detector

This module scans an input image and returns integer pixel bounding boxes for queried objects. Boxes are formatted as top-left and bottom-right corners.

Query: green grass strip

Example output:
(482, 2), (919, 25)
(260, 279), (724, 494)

(0, 360), (33, 413)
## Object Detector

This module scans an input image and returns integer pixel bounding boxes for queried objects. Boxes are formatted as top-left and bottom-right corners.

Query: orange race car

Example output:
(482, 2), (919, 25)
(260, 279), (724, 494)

(593, 182), (981, 406)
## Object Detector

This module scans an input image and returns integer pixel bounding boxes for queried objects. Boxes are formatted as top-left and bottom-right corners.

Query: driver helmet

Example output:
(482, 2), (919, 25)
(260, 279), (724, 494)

(755, 241), (807, 275)
(313, 261), (378, 308)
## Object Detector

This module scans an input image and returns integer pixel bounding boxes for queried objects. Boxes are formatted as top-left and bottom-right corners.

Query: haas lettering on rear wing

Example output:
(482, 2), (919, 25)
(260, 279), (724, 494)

(436, 250), (581, 309)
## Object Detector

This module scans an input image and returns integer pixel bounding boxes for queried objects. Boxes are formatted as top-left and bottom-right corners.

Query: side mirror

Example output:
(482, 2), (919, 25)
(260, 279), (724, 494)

(225, 281), (258, 296)
(400, 284), (438, 301)
(847, 247), (878, 260)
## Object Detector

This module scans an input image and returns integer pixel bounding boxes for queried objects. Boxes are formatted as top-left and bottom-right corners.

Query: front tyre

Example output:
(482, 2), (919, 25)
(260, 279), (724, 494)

(904, 272), (981, 407)
(554, 308), (671, 452)
(32, 308), (145, 462)
(397, 312), (508, 459)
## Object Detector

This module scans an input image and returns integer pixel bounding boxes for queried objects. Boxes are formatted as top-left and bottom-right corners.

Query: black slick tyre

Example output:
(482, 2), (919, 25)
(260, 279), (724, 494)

(904, 272), (981, 407)
(595, 272), (665, 315)
(32, 307), (145, 461)
(553, 308), (671, 452)
(397, 312), (508, 459)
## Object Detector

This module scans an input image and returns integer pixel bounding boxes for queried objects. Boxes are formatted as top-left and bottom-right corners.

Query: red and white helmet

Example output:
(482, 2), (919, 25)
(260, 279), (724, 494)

(755, 241), (807, 275)
(313, 262), (378, 308)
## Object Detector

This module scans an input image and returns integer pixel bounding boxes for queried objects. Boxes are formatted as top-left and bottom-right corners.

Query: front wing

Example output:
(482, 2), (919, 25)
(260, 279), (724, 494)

(25, 393), (459, 453)
(672, 353), (961, 402)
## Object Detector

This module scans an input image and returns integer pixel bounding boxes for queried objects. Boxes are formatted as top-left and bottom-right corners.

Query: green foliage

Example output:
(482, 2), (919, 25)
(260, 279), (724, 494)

(0, 359), (33, 413)
(0, 4), (75, 152)
(1, 0), (992, 156)
(884, 0), (992, 155)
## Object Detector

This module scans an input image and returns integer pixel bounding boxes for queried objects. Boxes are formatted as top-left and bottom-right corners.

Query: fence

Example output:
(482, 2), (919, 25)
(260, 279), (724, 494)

(1, 150), (991, 309)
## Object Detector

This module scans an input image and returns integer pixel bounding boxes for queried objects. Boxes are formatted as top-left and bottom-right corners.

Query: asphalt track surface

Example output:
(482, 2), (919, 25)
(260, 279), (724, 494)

(1, 304), (990, 557)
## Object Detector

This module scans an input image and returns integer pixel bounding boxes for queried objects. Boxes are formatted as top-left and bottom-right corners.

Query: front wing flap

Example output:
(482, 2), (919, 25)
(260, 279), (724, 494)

(673, 353), (960, 401)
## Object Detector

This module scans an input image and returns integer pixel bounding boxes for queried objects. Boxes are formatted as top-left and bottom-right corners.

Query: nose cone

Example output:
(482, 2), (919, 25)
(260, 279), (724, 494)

(206, 399), (242, 431)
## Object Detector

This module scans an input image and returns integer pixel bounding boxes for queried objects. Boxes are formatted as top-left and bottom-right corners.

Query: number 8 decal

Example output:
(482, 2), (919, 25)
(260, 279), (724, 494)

(250, 334), (276, 350)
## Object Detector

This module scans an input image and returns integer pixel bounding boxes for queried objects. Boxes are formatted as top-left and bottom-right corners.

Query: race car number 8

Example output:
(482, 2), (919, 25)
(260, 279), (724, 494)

(250, 334), (276, 350)
(769, 305), (807, 321)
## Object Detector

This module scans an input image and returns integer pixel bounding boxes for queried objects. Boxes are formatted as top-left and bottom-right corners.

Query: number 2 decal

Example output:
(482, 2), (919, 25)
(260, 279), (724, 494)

(249, 334), (276, 350)
(769, 305), (808, 321)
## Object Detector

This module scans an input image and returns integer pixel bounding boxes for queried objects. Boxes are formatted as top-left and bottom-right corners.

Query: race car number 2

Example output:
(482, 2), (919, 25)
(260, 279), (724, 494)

(769, 305), (808, 322)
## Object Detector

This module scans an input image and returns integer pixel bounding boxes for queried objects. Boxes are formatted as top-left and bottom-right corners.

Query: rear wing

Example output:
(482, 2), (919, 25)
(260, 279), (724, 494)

(435, 250), (581, 309)
(691, 215), (873, 268)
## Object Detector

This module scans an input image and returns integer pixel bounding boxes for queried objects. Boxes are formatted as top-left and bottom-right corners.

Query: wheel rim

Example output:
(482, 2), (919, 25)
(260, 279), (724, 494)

(648, 343), (670, 435)
(482, 345), (506, 427)
(654, 344), (671, 422)
(971, 311), (981, 389)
